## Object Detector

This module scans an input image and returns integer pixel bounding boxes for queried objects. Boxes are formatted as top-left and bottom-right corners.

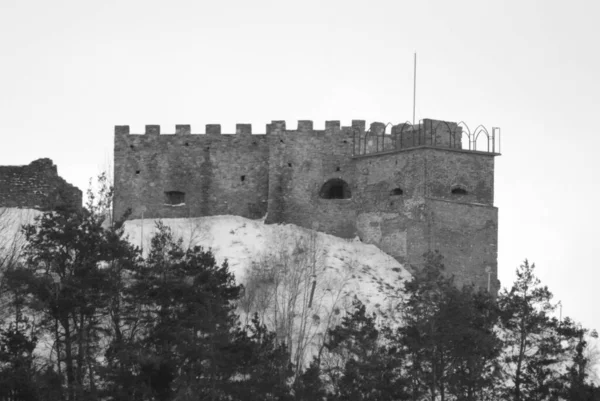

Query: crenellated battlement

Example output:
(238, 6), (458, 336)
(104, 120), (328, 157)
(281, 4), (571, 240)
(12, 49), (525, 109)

(115, 118), (501, 156)
(114, 120), (364, 136)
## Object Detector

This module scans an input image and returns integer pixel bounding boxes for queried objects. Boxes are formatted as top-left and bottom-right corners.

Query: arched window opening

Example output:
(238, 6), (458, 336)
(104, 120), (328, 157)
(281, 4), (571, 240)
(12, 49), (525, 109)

(390, 188), (404, 196)
(451, 187), (468, 195)
(319, 179), (351, 200)
(165, 191), (185, 205)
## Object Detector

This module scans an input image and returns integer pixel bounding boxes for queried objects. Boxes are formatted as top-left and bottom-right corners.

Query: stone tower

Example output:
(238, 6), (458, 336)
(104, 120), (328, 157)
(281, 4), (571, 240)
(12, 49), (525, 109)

(113, 118), (500, 292)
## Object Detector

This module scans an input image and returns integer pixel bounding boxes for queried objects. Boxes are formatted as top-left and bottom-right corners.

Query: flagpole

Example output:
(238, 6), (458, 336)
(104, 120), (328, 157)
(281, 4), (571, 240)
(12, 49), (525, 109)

(413, 52), (417, 126)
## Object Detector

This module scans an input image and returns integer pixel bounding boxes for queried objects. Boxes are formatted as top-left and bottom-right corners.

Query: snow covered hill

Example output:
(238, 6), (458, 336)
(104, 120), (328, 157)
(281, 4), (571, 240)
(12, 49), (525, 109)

(122, 215), (411, 365)
(123, 215), (410, 317)
(1, 208), (411, 365)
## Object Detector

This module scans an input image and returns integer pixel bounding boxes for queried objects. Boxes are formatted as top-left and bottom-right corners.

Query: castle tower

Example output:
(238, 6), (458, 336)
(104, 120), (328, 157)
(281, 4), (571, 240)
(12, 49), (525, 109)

(113, 118), (500, 292)
(352, 119), (500, 292)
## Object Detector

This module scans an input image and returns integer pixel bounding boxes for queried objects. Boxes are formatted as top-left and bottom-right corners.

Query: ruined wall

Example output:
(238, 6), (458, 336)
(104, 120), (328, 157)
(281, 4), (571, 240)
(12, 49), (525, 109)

(0, 158), (82, 211)
(113, 125), (269, 221)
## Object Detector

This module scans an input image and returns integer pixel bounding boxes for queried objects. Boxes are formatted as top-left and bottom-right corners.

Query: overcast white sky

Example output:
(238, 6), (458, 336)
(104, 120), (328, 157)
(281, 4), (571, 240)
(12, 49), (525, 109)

(1, 0), (599, 331)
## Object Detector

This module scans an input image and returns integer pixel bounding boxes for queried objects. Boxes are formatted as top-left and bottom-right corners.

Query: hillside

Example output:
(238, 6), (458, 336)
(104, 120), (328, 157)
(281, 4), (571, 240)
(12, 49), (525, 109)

(1, 209), (411, 365)
(123, 215), (411, 365)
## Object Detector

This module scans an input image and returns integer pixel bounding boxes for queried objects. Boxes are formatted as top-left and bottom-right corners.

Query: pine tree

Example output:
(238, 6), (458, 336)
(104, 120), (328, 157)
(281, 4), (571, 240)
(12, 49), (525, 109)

(399, 251), (502, 401)
(0, 323), (38, 401)
(497, 260), (591, 401)
(110, 222), (294, 401)
(324, 298), (409, 401)
(293, 358), (327, 401)
(7, 179), (139, 401)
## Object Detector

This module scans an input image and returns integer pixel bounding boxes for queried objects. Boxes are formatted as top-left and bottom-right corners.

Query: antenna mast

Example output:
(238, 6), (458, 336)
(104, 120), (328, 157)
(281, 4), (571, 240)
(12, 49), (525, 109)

(413, 52), (417, 126)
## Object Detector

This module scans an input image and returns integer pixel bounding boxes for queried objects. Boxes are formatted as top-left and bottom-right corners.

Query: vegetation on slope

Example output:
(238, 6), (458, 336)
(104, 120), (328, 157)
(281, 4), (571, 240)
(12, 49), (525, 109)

(0, 178), (598, 400)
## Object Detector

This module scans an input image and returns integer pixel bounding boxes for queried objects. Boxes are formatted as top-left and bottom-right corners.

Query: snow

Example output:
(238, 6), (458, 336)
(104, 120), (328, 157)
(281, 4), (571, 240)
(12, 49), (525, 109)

(0, 207), (41, 261)
(123, 215), (412, 364)
(123, 215), (410, 316)
(1, 209), (411, 320)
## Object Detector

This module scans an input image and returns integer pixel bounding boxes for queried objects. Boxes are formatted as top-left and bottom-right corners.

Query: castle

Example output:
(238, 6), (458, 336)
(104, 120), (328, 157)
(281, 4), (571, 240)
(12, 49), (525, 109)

(114, 118), (500, 292)
(0, 158), (82, 211)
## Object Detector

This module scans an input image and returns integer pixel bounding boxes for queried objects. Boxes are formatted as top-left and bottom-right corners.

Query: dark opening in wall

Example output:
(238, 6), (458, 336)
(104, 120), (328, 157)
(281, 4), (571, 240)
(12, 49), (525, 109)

(130, 145), (135, 150)
(390, 188), (403, 196)
(288, 163), (292, 167)
(241, 175), (246, 182)
(451, 187), (468, 195)
(336, 166), (340, 172)
(165, 191), (185, 205)
(135, 170), (140, 175)
(185, 142), (189, 146)
(319, 179), (351, 199)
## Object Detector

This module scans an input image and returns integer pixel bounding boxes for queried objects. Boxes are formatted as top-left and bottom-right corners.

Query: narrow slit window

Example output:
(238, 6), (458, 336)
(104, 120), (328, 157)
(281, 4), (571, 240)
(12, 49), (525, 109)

(390, 188), (403, 196)
(451, 187), (468, 195)
(165, 191), (185, 205)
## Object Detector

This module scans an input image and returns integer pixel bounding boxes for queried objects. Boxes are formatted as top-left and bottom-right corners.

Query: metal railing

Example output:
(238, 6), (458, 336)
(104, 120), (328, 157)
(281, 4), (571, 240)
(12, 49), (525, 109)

(353, 120), (501, 157)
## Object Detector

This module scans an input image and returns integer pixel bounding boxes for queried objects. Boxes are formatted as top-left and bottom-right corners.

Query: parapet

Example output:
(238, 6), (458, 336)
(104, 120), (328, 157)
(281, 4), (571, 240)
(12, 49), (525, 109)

(113, 119), (500, 155)
(353, 118), (501, 157)
(115, 121), (351, 135)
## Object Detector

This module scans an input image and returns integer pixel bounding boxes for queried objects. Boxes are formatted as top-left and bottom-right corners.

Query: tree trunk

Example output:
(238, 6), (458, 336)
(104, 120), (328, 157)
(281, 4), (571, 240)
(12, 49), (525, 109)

(62, 318), (76, 401)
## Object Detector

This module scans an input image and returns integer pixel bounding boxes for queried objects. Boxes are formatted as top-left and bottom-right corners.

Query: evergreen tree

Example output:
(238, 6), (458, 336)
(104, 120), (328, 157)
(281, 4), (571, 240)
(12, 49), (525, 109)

(399, 251), (502, 401)
(110, 222), (294, 401)
(7, 180), (139, 401)
(293, 358), (327, 401)
(497, 260), (596, 401)
(324, 298), (409, 401)
(0, 323), (38, 401)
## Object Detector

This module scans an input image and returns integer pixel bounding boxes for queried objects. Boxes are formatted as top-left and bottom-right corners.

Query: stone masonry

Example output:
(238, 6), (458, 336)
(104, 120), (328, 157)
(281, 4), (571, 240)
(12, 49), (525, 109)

(0, 158), (82, 211)
(113, 118), (500, 292)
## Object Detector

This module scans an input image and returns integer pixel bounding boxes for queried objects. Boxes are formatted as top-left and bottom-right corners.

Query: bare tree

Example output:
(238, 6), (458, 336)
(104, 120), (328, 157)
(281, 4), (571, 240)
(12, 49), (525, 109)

(240, 227), (354, 377)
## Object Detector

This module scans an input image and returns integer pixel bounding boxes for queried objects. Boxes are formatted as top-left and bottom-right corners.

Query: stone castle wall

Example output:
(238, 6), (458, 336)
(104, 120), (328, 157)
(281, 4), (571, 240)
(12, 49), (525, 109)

(114, 118), (499, 292)
(0, 158), (82, 211)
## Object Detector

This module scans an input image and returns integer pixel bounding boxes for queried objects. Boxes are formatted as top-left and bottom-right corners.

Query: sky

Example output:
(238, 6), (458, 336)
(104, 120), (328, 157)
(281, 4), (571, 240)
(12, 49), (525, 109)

(1, 0), (600, 332)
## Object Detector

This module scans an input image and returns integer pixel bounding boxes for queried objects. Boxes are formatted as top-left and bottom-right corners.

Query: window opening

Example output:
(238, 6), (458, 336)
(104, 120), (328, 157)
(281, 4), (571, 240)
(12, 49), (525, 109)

(135, 170), (140, 175)
(165, 191), (185, 205)
(241, 175), (246, 182)
(451, 187), (468, 195)
(390, 188), (403, 196)
(319, 179), (351, 199)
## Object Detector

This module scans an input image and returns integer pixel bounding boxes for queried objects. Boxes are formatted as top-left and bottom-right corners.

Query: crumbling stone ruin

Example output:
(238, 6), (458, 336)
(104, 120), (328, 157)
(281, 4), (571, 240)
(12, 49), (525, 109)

(114, 118), (500, 292)
(0, 158), (82, 211)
